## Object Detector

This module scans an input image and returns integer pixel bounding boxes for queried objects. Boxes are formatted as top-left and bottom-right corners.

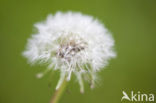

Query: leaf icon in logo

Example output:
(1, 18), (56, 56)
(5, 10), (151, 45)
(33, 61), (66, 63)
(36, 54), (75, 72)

(121, 91), (131, 101)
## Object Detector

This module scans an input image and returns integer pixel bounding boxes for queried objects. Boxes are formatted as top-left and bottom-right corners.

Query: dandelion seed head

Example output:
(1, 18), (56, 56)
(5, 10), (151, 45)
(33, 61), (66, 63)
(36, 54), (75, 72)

(23, 11), (116, 92)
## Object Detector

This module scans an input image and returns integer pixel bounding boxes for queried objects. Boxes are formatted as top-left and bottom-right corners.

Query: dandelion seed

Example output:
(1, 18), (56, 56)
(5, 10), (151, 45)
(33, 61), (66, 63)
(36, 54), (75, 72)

(23, 11), (116, 93)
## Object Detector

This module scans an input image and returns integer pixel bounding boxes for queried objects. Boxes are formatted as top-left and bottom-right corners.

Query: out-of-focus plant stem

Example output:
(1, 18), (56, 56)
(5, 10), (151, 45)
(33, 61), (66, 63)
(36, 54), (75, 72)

(50, 79), (67, 103)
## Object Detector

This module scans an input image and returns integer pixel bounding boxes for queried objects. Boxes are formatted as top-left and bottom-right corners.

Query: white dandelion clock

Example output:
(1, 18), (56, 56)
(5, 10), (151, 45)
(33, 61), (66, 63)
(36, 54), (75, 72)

(23, 11), (116, 94)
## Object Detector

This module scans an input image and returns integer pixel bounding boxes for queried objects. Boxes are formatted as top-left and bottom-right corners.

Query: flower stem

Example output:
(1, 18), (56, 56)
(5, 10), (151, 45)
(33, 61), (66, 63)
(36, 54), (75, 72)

(50, 79), (67, 103)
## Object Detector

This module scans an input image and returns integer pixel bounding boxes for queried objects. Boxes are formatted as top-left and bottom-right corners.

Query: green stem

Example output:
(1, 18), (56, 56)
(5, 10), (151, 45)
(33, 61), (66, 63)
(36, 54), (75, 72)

(50, 79), (67, 103)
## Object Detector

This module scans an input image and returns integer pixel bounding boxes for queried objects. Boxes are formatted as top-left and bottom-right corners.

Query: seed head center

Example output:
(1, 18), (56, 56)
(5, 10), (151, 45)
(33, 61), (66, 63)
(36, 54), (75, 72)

(57, 40), (85, 61)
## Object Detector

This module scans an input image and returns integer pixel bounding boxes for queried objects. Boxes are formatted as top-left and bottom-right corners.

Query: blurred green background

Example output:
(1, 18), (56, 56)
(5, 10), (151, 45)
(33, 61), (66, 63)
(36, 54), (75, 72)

(0, 0), (156, 103)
